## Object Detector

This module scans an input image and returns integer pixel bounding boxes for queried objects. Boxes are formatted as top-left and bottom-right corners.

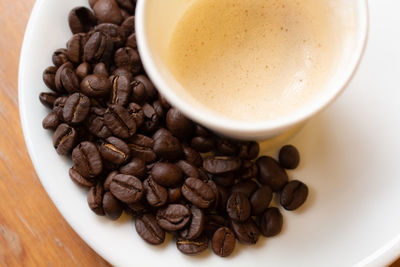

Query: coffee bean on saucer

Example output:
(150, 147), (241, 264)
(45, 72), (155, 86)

(179, 205), (204, 240)
(156, 204), (191, 231)
(211, 227), (235, 257)
(103, 191), (123, 220)
(42, 112), (60, 130)
(52, 48), (69, 67)
(72, 141), (103, 177)
(226, 192), (251, 222)
(53, 123), (78, 155)
(110, 174), (144, 204)
(81, 74), (112, 98)
(256, 156), (288, 192)
(110, 75), (131, 106)
(231, 180), (259, 198)
(176, 235), (208, 255)
(43, 66), (58, 92)
(93, 62), (109, 77)
(39, 92), (59, 109)
(119, 158), (146, 179)
(181, 178), (215, 209)
(250, 185), (272, 216)
(93, 0), (123, 25)
(203, 156), (242, 174)
(182, 146), (203, 167)
(104, 104), (137, 138)
(230, 218), (260, 245)
(280, 180), (308, 210)
(87, 183), (104, 216)
(166, 108), (194, 140)
(151, 162), (183, 187)
(279, 145), (300, 169)
(69, 167), (95, 188)
(258, 207), (283, 237)
(99, 136), (130, 165)
(143, 178), (168, 207)
(63, 93), (91, 124)
(68, 6), (97, 34)
(76, 62), (91, 79)
(135, 214), (165, 245)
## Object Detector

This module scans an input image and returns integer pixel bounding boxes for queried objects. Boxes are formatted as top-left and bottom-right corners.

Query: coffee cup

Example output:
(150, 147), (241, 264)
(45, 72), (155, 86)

(136, 0), (368, 140)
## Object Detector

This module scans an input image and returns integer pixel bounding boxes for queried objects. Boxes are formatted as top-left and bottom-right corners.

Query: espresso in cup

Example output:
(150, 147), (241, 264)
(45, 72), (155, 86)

(167, 0), (351, 121)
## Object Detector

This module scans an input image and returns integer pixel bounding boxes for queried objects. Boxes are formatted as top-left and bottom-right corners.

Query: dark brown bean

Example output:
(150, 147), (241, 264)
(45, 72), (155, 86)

(130, 79), (146, 104)
(93, 0), (123, 25)
(96, 23), (126, 48)
(127, 134), (157, 163)
(151, 162), (183, 187)
(93, 62), (109, 77)
(213, 173), (236, 188)
(63, 93), (90, 124)
(250, 186), (272, 215)
(55, 62), (80, 93)
(156, 204), (191, 231)
(104, 171), (118, 191)
(125, 33), (137, 50)
(280, 180), (308, 210)
(216, 185), (229, 212)
(53, 123), (78, 155)
(226, 192), (251, 222)
(115, 0), (135, 13)
(135, 214), (165, 245)
(76, 62), (91, 79)
(120, 16), (135, 37)
(256, 156), (289, 192)
(140, 103), (159, 133)
(69, 167), (95, 188)
(81, 74), (112, 98)
(87, 183), (104, 216)
(127, 102), (144, 127)
(72, 141), (103, 177)
(104, 104), (137, 138)
(167, 187), (182, 203)
(204, 215), (228, 238)
(39, 92), (59, 109)
(190, 136), (216, 153)
(231, 180), (259, 198)
(153, 132), (182, 161)
(238, 141), (260, 160)
(176, 160), (199, 179)
(84, 31), (114, 63)
(134, 75), (157, 102)
(203, 156), (242, 174)
(110, 174), (144, 204)
(166, 108), (194, 140)
(114, 47), (141, 74)
(179, 206), (204, 240)
(52, 48), (69, 67)
(68, 6), (97, 34)
(216, 139), (238, 156)
(212, 227), (235, 257)
(99, 136), (130, 165)
(143, 178), (168, 207)
(86, 110), (112, 139)
(125, 201), (149, 217)
(258, 207), (283, 237)
(181, 178), (215, 209)
(42, 112), (60, 130)
(110, 75), (131, 106)
(103, 191), (123, 220)
(279, 145), (300, 169)
(43, 66), (58, 92)
(238, 160), (258, 180)
(176, 235), (208, 255)
(231, 218), (260, 245)
(119, 158), (146, 179)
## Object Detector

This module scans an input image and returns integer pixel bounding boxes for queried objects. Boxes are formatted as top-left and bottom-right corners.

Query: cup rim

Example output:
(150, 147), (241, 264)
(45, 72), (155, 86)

(136, 0), (369, 137)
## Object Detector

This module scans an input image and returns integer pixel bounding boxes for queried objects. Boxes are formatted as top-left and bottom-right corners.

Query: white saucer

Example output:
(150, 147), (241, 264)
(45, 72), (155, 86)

(19, 0), (400, 266)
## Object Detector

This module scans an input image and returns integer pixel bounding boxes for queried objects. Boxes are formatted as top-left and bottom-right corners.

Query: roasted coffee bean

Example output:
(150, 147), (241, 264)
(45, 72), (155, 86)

(258, 207), (283, 237)
(76, 62), (91, 79)
(182, 178), (215, 209)
(81, 74), (111, 98)
(204, 215), (228, 237)
(250, 186), (272, 215)
(127, 102), (144, 127)
(143, 178), (168, 207)
(238, 160), (258, 180)
(125, 201), (148, 217)
(279, 145), (300, 169)
(190, 136), (215, 153)
(43, 66), (58, 91)
(103, 191), (123, 220)
(93, 0), (123, 25)
(231, 180), (259, 198)
(152, 128), (171, 140)
(110, 75), (130, 106)
(141, 103), (159, 133)
(39, 92), (59, 109)
(55, 62), (80, 93)
(151, 162), (183, 187)
(134, 75), (157, 102)
(104, 170), (118, 191)
(135, 214), (165, 245)
(256, 156), (289, 192)
(203, 156), (242, 175)
(72, 141), (103, 177)
(280, 180), (308, 210)
(110, 174), (143, 203)
(86, 111), (112, 139)
(216, 139), (238, 156)
(120, 158), (146, 179)
(63, 93), (90, 124)
(153, 133), (182, 161)
(104, 104), (137, 138)
(53, 96), (68, 120)
(176, 235), (208, 255)
(128, 134), (157, 163)
(183, 146), (203, 167)
(66, 33), (88, 64)
(213, 173), (236, 188)
(99, 136), (130, 165)
(217, 185), (229, 212)
(52, 48), (69, 67)
(226, 192), (251, 222)
(120, 16), (135, 37)
(83, 31), (114, 63)
(152, 100), (165, 119)
(166, 108), (194, 140)
(238, 141), (260, 160)
(205, 179), (219, 209)
(125, 33), (137, 50)
(230, 218), (260, 245)
(211, 227), (235, 257)
(156, 204), (191, 231)
(96, 23), (125, 48)
(53, 123), (78, 155)
(176, 160), (199, 179)
(179, 206), (204, 240)
(130, 79), (146, 103)
(114, 47), (141, 74)
(87, 183), (104, 216)
(69, 167), (95, 188)
(93, 62), (109, 77)
(194, 125), (211, 137)
(68, 7), (97, 34)
(42, 112), (60, 130)
(168, 187), (182, 203)
(115, 0), (135, 13)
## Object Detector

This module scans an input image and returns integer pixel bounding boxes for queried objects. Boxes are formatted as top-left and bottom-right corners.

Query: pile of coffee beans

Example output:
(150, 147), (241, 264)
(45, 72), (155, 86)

(39, 0), (309, 257)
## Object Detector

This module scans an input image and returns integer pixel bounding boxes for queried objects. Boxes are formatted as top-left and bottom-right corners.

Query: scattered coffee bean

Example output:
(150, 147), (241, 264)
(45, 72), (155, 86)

(119, 158), (146, 179)
(166, 108), (194, 140)
(81, 74), (112, 98)
(103, 191), (123, 220)
(256, 156), (289, 192)
(279, 145), (300, 169)
(87, 183), (104, 216)
(68, 6), (97, 34)
(280, 180), (308, 210)
(238, 141), (260, 160)
(151, 162), (183, 187)
(53, 123), (78, 155)
(93, 0), (123, 25)
(135, 214), (165, 245)
(258, 207), (283, 237)
(104, 171), (118, 191)
(177, 235), (208, 255)
(93, 62), (109, 77)
(231, 218), (260, 245)
(69, 167), (95, 188)
(231, 180), (259, 198)
(204, 215), (228, 237)
(110, 75), (130, 106)
(190, 136), (215, 153)
(72, 141), (103, 177)
(203, 156), (242, 174)
(175, 160), (199, 179)
(143, 178), (168, 207)
(250, 186), (272, 215)
(128, 134), (157, 163)
(179, 205), (204, 240)
(156, 204), (191, 231)
(182, 146), (203, 167)
(76, 62), (91, 79)
(212, 227), (235, 257)
(43, 66), (58, 92)
(52, 48), (69, 67)
(55, 62), (80, 93)
(42, 112), (60, 130)
(104, 104), (136, 138)
(39, 92), (59, 109)
(63, 93), (90, 124)
(213, 173), (236, 188)
(182, 178), (215, 209)
(99, 136), (130, 165)
(226, 192), (251, 222)
(167, 187), (182, 203)
(84, 31), (114, 63)
(153, 131), (182, 161)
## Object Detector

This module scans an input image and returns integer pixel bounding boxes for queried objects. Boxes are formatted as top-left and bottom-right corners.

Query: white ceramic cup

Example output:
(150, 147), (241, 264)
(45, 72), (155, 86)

(135, 0), (369, 140)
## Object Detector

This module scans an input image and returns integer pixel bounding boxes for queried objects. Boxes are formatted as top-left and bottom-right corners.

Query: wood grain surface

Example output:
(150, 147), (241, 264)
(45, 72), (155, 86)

(0, 0), (398, 266)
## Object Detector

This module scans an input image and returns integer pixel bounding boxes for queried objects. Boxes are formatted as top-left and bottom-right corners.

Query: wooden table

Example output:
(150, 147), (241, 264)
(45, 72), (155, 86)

(0, 0), (398, 266)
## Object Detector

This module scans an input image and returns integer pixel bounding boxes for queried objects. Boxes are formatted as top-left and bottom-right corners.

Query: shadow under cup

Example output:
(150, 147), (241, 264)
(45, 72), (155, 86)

(136, 0), (368, 140)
